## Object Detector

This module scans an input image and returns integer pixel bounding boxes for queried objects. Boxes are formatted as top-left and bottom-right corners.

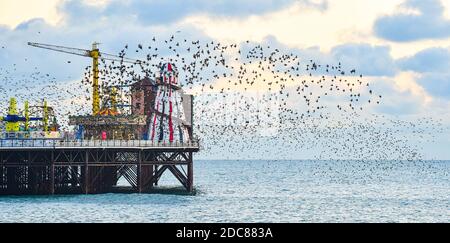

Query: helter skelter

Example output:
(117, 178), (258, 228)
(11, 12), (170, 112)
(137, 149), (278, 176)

(149, 62), (191, 143)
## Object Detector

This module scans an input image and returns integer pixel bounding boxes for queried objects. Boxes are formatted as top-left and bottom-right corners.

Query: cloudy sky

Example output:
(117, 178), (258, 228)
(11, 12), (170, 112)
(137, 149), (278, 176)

(1, 0), (450, 158)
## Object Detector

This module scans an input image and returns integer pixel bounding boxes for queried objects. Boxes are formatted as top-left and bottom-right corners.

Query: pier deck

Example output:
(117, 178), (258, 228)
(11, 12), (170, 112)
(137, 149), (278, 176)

(0, 139), (199, 195)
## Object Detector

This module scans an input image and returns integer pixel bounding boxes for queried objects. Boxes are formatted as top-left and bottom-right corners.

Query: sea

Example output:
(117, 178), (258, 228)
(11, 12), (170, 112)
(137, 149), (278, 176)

(0, 160), (448, 223)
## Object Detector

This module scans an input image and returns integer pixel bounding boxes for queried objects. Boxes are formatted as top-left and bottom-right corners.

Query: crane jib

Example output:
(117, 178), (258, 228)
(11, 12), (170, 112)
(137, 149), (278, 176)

(27, 42), (143, 63)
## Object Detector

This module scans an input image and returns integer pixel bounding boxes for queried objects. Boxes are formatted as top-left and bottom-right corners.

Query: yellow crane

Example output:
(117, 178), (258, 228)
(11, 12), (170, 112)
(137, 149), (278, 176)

(28, 42), (142, 116)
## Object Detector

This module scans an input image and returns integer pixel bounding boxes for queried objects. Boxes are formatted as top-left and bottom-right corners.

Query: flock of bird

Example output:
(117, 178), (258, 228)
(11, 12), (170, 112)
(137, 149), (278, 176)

(0, 33), (446, 164)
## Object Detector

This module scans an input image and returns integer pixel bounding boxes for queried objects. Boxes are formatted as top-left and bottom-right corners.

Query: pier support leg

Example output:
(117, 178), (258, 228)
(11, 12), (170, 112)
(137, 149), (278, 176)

(7, 167), (17, 193)
(154, 165), (159, 186)
(137, 150), (142, 193)
(83, 150), (89, 194)
(29, 167), (37, 194)
(50, 151), (55, 194)
(187, 152), (193, 192)
(148, 164), (153, 190)
(71, 166), (78, 189)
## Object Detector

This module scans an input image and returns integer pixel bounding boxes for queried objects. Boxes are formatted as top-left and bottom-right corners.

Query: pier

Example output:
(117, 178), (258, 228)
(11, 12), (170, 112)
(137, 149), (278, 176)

(0, 139), (199, 195)
(0, 44), (198, 196)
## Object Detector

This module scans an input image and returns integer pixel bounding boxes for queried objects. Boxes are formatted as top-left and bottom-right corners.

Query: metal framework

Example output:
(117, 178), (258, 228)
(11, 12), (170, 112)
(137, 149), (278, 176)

(0, 141), (198, 195)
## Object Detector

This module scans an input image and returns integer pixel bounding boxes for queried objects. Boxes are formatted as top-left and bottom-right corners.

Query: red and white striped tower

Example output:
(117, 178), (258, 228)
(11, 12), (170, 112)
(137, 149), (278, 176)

(149, 63), (190, 143)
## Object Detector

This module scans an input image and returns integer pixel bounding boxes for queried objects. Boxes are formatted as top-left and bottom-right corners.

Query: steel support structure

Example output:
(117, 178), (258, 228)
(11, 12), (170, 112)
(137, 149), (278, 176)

(0, 147), (197, 195)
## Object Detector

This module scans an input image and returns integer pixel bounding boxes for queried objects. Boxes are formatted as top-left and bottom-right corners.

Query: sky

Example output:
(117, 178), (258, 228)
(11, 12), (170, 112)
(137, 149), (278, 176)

(1, 0), (450, 159)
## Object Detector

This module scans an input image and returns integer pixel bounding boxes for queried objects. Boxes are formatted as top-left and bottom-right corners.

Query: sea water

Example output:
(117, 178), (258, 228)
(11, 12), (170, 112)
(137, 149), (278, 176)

(0, 160), (448, 223)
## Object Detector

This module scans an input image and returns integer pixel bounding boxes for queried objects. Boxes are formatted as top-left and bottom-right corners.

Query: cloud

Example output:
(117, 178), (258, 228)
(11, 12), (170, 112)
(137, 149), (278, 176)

(261, 37), (398, 77)
(372, 73), (429, 115)
(417, 73), (450, 98)
(60, 0), (322, 26)
(0, 2), (443, 106)
(14, 18), (47, 31)
(0, 3), (425, 111)
(374, 0), (450, 42)
(330, 44), (397, 76)
(0, 0), (61, 28)
(398, 47), (450, 73)
(396, 47), (450, 98)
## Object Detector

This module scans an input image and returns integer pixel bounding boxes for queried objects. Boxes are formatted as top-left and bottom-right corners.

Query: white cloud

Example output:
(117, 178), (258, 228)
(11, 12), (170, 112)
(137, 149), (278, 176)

(0, 0), (62, 28)
(442, 0), (450, 19)
(82, 0), (112, 8)
(2, 0), (448, 59)
(181, 0), (450, 59)
(390, 71), (432, 104)
(182, 0), (402, 50)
